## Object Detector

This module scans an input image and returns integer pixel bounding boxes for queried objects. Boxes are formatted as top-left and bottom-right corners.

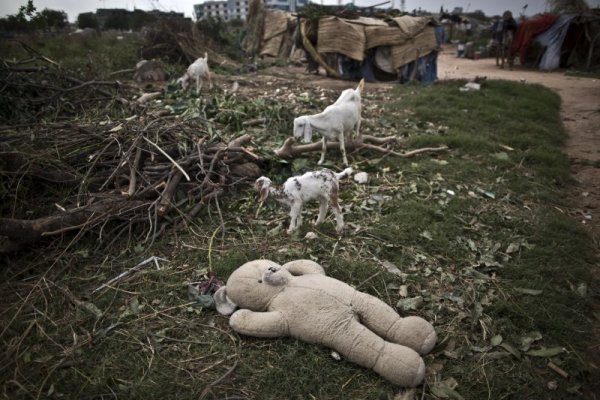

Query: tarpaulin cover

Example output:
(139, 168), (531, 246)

(535, 14), (579, 70)
(511, 14), (559, 65)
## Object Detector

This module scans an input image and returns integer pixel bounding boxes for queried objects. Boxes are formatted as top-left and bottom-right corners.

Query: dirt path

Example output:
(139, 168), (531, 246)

(437, 47), (600, 241)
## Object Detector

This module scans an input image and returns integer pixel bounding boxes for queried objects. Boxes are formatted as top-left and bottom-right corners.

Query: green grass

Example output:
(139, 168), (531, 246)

(565, 65), (600, 79)
(1, 67), (597, 400)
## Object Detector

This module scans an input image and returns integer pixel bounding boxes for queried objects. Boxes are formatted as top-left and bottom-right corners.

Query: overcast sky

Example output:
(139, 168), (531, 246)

(2, 0), (600, 22)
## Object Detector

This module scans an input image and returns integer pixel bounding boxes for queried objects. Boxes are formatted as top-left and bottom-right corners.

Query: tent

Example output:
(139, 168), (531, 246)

(252, 4), (443, 84)
(511, 11), (600, 71)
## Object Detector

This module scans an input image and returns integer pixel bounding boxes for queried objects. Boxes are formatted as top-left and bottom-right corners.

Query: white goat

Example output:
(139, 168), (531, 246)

(255, 167), (353, 234)
(177, 53), (213, 94)
(293, 79), (364, 166)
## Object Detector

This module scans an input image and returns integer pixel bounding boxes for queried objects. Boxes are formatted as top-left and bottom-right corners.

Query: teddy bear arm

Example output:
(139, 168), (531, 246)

(229, 309), (289, 338)
(352, 291), (436, 355)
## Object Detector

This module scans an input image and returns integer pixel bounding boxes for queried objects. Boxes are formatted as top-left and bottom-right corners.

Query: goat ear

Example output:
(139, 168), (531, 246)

(259, 185), (269, 202)
(214, 286), (237, 315)
(303, 121), (312, 142)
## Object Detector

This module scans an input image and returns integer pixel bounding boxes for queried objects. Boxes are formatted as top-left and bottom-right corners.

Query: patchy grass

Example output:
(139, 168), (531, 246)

(1, 74), (597, 400)
(1, 32), (144, 79)
(565, 66), (600, 79)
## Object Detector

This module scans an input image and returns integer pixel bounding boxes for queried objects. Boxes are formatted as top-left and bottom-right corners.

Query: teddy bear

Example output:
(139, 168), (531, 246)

(214, 259), (436, 387)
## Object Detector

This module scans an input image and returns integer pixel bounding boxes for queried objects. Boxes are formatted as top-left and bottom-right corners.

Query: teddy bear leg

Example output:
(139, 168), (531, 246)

(351, 292), (437, 355)
(330, 320), (426, 387)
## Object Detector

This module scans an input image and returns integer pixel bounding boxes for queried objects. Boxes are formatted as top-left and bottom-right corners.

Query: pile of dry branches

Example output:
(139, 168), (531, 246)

(0, 117), (262, 253)
(141, 19), (239, 69)
(0, 44), (132, 125)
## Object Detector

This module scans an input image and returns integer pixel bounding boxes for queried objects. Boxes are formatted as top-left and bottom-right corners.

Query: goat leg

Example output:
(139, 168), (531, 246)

(287, 202), (303, 234)
(316, 198), (328, 224)
(318, 137), (327, 165)
(339, 131), (348, 166)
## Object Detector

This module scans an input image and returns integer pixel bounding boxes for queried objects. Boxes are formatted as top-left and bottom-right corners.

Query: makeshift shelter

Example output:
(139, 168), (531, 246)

(248, 2), (442, 84)
(305, 14), (442, 83)
(511, 11), (600, 70)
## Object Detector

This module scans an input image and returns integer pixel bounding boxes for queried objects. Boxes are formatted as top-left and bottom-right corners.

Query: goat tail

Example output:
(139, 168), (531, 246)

(204, 51), (208, 61)
(336, 167), (354, 180)
(356, 78), (365, 95)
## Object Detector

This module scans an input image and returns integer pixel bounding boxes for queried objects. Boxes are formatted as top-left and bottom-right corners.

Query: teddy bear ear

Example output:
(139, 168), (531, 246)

(214, 286), (238, 316)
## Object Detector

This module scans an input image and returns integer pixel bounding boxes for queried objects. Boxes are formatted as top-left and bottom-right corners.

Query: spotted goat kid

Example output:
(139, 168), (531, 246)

(255, 168), (353, 234)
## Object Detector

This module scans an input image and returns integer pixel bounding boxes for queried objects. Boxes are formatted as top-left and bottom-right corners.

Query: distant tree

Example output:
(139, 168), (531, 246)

(197, 16), (227, 44)
(77, 12), (98, 29)
(0, 2), (68, 32)
(18, 0), (36, 19)
(37, 8), (68, 30)
(0, 0), (35, 32)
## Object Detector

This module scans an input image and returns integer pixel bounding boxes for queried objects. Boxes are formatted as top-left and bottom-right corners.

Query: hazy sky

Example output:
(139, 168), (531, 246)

(2, 0), (600, 22)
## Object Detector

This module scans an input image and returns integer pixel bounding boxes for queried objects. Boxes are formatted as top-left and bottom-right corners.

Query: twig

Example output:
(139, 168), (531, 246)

(128, 139), (144, 197)
(64, 76), (129, 105)
(242, 117), (265, 127)
(207, 224), (222, 272)
(108, 68), (135, 77)
(92, 256), (169, 294)
(355, 271), (382, 290)
(142, 136), (191, 182)
(157, 171), (184, 215)
(547, 361), (569, 378)
(198, 359), (239, 400)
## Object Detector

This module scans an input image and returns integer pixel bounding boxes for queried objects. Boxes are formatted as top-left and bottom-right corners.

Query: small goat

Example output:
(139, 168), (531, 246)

(178, 53), (213, 94)
(293, 79), (364, 166)
(255, 167), (353, 234)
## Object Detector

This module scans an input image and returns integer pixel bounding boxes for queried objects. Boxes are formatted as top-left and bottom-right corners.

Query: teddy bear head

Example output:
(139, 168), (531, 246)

(214, 259), (293, 315)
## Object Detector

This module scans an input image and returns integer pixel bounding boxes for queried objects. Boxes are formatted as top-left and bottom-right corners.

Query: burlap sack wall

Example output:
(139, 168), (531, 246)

(390, 26), (437, 69)
(317, 16), (366, 61)
(260, 9), (290, 57)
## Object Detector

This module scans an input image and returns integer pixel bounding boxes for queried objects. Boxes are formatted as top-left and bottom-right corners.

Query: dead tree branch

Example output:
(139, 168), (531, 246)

(275, 135), (447, 159)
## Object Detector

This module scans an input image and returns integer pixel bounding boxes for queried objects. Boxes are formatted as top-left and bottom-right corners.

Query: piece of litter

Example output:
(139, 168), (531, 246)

(304, 232), (318, 240)
(460, 82), (480, 91)
(354, 171), (369, 184)
(331, 351), (342, 361)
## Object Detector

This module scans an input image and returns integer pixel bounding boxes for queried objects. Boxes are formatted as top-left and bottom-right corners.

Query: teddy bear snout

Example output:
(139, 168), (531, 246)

(268, 266), (279, 272)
